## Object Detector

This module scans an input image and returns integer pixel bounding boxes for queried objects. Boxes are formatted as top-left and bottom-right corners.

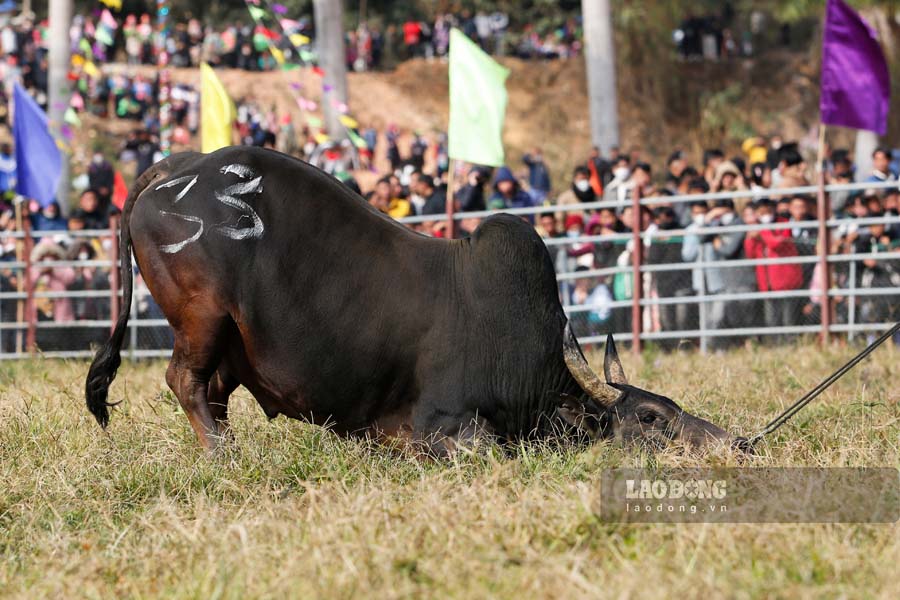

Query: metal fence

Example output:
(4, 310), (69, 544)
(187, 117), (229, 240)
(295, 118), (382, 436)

(1, 179), (897, 359)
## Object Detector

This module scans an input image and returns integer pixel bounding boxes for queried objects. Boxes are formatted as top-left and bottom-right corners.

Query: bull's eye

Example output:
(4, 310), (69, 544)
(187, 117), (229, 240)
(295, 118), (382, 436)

(639, 413), (657, 425)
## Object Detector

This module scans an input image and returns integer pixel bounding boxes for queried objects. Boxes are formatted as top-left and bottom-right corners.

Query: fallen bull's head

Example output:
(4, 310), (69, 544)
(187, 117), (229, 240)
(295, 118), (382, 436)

(560, 325), (746, 452)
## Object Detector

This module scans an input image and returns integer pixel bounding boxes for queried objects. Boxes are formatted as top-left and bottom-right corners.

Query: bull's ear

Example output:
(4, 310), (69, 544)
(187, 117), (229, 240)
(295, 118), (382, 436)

(604, 334), (628, 385)
(556, 394), (601, 439)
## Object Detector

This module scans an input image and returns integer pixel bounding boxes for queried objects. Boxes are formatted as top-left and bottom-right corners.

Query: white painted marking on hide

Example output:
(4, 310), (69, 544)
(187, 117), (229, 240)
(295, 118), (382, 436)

(158, 211), (204, 254)
(213, 176), (265, 240)
(155, 175), (199, 202)
(220, 164), (257, 179)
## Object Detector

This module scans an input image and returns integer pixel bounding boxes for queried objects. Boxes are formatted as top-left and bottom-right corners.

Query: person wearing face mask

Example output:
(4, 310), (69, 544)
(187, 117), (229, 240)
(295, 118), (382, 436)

(564, 213), (594, 271)
(646, 205), (695, 348)
(744, 199), (803, 342)
(682, 198), (756, 350)
(29, 201), (68, 233)
(555, 166), (593, 223)
(603, 156), (632, 204)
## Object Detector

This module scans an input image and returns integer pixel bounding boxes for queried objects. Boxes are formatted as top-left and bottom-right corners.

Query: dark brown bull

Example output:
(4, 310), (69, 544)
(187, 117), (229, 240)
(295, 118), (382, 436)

(85, 147), (740, 454)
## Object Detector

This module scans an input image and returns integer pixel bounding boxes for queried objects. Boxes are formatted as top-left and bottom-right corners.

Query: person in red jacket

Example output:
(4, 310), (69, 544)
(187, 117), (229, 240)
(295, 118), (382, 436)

(744, 198), (804, 339)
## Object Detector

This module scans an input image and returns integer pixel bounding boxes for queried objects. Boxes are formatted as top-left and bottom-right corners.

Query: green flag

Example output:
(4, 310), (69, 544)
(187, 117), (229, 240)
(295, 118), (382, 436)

(248, 6), (266, 22)
(447, 28), (509, 167)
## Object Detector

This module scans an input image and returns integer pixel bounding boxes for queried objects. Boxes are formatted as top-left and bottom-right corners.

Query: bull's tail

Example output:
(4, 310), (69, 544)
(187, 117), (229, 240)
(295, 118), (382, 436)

(85, 167), (159, 428)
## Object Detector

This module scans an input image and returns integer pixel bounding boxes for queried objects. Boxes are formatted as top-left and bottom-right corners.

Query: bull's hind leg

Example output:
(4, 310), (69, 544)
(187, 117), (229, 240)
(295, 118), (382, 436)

(165, 314), (231, 450)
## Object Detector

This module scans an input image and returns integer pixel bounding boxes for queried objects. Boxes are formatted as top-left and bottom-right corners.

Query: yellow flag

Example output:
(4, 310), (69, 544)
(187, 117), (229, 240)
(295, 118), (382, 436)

(200, 63), (235, 154)
(338, 115), (358, 129)
(289, 33), (311, 47)
(99, 0), (122, 11)
(269, 45), (285, 66)
(83, 61), (101, 79)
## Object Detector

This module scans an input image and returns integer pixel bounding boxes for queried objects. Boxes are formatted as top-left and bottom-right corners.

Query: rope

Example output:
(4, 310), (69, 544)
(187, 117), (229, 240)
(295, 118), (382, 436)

(747, 320), (900, 446)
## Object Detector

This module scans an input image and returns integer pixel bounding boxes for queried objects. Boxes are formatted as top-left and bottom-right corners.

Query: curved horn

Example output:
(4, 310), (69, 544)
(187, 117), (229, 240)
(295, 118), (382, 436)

(562, 323), (619, 408)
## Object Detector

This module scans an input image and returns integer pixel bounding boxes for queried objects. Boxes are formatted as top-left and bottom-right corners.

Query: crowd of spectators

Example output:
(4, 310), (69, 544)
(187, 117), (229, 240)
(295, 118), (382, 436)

(531, 142), (900, 347)
(4, 124), (900, 353)
(0, 7), (579, 86)
(0, 9), (897, 353)
(346, 135), (900, 349)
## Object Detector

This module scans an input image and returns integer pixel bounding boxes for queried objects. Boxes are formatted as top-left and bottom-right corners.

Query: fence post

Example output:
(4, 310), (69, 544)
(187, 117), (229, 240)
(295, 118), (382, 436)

(23, 220), (36, 354)
(847, 260), (856, 343)
(109, 215), (120, 333)
(816, 170), (831, 344)
(631, 185), (643, 354)
(444, 159), (457, 239)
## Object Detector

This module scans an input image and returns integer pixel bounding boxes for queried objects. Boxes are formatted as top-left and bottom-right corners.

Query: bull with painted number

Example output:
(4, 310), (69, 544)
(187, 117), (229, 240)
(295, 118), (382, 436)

(85, 147), (743, 455)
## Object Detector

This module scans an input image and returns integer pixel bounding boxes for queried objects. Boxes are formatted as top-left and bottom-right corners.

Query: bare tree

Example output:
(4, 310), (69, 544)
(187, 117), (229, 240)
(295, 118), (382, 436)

(313, 0), (350, 140)
(582, 0), (619, 156)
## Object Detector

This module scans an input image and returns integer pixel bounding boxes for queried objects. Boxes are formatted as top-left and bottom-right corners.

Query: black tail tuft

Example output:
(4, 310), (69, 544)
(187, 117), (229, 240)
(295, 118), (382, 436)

(85, 337), (124, 428)
(84, 164), (158, 428)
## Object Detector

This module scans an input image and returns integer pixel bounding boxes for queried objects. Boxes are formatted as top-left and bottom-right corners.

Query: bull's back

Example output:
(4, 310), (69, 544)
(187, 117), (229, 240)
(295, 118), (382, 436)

(130, 148), (438, 429)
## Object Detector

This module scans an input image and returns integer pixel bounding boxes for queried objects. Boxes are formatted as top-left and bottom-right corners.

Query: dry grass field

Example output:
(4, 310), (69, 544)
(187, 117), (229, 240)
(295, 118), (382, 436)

(1, 342), (898, 599)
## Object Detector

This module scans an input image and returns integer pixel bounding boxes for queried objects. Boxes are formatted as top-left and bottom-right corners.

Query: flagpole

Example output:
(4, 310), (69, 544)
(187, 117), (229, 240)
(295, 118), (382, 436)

(445, 159), (457, 239)
(13, 200), (24, 354)
(815, 123), (831, 344)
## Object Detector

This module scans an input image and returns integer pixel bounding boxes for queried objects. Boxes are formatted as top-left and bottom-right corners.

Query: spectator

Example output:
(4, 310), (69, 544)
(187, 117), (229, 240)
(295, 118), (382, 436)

(66, 241), (111, 348)
(682, 198), (756, 349)
(665, 150), (688, 193)
(369, 176), (411, 219)
(522, 148), (551, 203)
(646, 205), (695, 347)
(589, 208), (624, 269)
(488, 167), (535, 214)
(743, 199), (804, 341)
(87, 151), (115, 210)
(711, 160), (747, 193)
(30, 202), (68, 232)
(456, 167), (489, 212)
(865, 147), (895, 183)
(409, 132), (428, 171)
(856, 213), (900, 338)
(702, 149), (725, 187)
(555, 166), (593, 221)
(603, 156), (632, 202)
(564, 214), (593, 270)
(30, 242), (76, 350)
(539, 213), (566, 276)
(0, 143), (16, 196)
(75, 190), (109, 230)
(569, 269), (613, 336)
(419, 176), (446, 216)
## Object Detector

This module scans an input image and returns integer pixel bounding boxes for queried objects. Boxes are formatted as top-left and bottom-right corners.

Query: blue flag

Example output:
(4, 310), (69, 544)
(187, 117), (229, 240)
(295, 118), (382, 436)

(13, 83), (62, 207)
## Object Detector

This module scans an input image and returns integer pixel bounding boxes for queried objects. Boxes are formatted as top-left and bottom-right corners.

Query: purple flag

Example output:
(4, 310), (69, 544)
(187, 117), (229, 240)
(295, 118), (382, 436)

(820, 0), (890, 134)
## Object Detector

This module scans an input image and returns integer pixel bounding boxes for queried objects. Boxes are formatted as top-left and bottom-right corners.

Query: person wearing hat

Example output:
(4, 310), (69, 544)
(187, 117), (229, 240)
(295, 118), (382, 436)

(711, 160), (747, 194)
(488, 166), (535, 220)
(564, 213), (594, 271)
(29, 242), (77, 338)
(741, 137), (769, 166)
